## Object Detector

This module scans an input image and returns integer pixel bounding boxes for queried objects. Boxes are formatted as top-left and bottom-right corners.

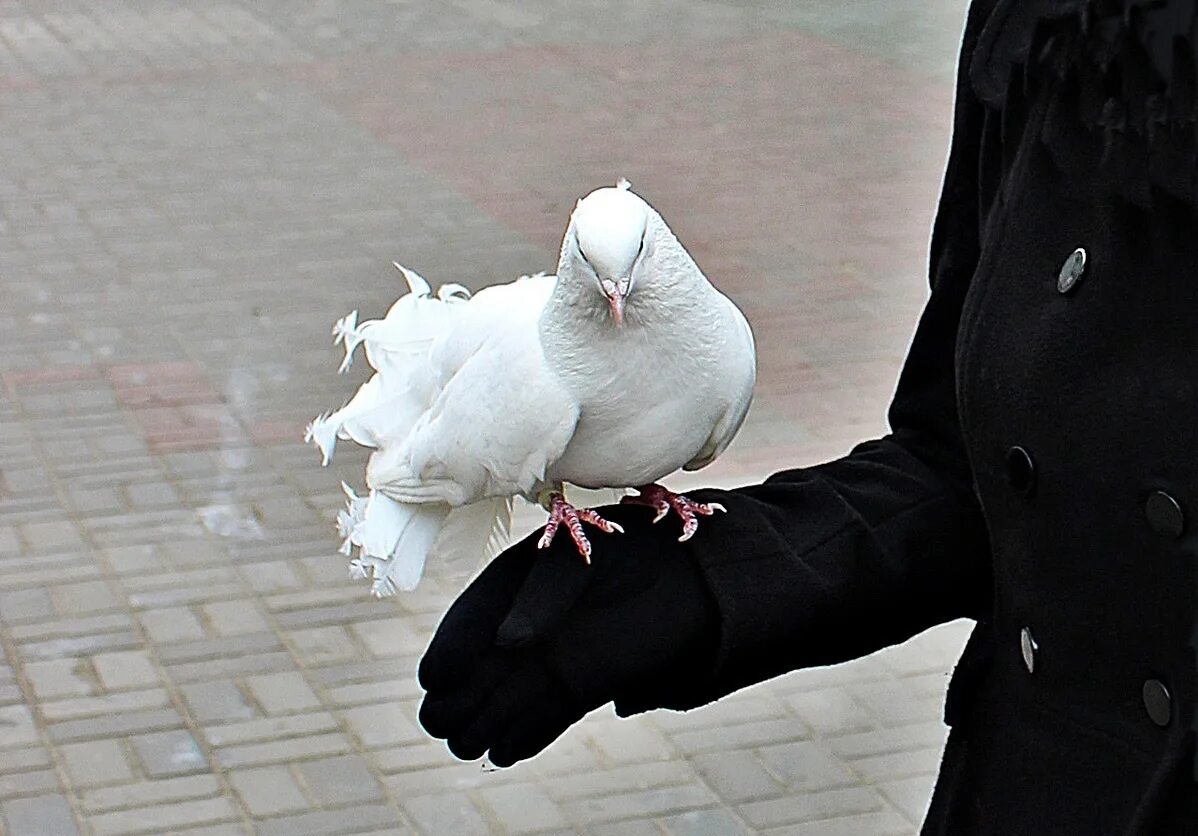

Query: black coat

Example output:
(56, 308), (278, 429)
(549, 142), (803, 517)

(685, 1), (1198, 832)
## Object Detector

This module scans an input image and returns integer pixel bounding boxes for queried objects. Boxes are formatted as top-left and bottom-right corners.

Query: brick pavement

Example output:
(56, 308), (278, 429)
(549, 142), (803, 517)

(0, 1), (973, 833)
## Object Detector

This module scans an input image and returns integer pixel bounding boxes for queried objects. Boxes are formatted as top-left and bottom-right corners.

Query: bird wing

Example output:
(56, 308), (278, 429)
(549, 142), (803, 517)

(684, 295), (756, 471)
(366, 273), (581, 504)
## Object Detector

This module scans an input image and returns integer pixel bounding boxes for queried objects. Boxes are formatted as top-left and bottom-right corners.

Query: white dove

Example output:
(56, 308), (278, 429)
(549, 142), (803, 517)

(306, 181), (756, 596)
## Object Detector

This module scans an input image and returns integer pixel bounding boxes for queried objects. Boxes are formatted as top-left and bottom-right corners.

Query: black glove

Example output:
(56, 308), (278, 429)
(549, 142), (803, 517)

(418, 502), (721, 767)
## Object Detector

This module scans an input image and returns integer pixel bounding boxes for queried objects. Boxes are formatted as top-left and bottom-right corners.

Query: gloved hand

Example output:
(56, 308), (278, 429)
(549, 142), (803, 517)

(417, 502), (722, 767)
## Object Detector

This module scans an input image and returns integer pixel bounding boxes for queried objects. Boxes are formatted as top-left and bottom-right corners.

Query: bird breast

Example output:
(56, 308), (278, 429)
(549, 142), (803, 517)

(541, 305), (736, 489)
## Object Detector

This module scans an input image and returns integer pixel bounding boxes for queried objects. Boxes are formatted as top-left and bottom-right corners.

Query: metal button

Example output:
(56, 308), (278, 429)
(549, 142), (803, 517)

(1020, 627), (1038, 674)
(1057, 247), (1087, 293)
(1145, 491), (1184, 537)
(1005, 446), (1035, 495)
(1143, 679), (1172, 727)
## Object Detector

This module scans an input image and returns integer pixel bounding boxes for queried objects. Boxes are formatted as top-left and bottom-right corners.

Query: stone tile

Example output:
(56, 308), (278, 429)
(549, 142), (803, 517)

(200, 599), (269, 636)
(41, 689), (172, 722)
(131, 730), (208, 778)
(215, 732), (353, 769)
(243, 671), (320, 714)
(0, 704), (40, 748)
(1, 793), (81, 836)
(294, 754), (383, 805)
(339, 701), (423, 748)
(180, 680), (257, 723)
(138, 607), (206, 643)
(757, 741), (857, 792)
(88, 797), (239, 836)
(691, 750), (784, 804)
(403, 793), (491, 836)
(227, 765), (309, 816)
(59, 739), (134, 787)
(79, 774), (222, 814)
(254, 805), (403, 836)
(47, 708), (185, 744)
(0, 768), (61, 799)
(477, 783), (567, 833)
(92, 649), (159, 691)
(285, 625), (360, 666)
(0, 588), (55, 622)
(23, 658), (95, 699)
(50, 580), (119, 616)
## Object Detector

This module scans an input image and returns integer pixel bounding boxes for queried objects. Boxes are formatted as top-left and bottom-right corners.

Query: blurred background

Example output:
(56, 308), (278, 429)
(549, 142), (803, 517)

(0, 1), (973, 834)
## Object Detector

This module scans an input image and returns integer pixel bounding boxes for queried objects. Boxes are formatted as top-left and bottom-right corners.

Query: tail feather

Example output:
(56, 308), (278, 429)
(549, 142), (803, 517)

(304, 413), (339, 466)
(433, 496), (514, 578)
(338, 487), (450, 596)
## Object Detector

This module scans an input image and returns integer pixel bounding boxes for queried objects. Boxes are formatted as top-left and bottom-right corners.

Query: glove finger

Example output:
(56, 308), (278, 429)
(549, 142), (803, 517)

(418, 546), (535, 693)
(495, 550), (594, 648)
(486, 692), (587, 768)
(446, 655), (559, 761)
(418, 652), (514, 739)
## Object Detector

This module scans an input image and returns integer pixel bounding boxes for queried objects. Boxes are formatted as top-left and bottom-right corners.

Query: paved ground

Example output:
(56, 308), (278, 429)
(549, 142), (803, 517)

(0, 1), (975, 834)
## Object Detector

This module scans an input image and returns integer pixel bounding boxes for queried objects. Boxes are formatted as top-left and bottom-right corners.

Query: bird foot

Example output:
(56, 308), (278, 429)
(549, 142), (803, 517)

(537, 493), (623, 563)
(621, 484), (725, 541)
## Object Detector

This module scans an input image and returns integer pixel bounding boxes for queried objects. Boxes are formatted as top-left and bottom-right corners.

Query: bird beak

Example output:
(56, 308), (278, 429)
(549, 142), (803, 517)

(600, 277), (631, 326)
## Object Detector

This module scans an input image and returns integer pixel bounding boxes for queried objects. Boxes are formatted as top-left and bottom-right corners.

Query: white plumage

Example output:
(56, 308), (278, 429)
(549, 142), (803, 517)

(307, 181), (756, 595)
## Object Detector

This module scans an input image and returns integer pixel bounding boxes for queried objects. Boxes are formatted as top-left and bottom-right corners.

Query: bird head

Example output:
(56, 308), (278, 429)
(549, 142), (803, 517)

(564, 181), (651, 327)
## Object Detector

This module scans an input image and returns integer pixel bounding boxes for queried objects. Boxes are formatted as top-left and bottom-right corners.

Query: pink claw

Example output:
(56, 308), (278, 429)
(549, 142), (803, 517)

(621, 484), (726, 541)
(538, 494), (624, 563)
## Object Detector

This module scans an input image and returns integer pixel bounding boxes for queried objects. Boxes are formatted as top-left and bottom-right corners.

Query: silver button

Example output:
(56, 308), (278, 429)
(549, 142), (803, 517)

(1143, 679), (1172, 727)
(1057, 247), (1087, 293)
(1020, 627), (1038, 673)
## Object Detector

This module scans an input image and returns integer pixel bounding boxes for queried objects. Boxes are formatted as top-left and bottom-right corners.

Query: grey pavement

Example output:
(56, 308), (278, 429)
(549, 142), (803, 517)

(0, 1), (973, 834)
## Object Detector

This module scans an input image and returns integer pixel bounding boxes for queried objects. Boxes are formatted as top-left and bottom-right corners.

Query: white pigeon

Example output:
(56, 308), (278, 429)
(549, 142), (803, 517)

(306, 180), (756, 596)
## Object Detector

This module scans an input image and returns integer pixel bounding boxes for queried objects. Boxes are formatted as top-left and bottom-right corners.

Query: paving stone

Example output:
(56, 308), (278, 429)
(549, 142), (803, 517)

(138, 607), (206, 642)
(48, 708), (186, 744)
(202, 711), (340, 747)
(180, 680), (258, 723)
(88, 797), (239, 836)
(662, 808), (752, 835)
(244, 671), (320, 714)
(691, 750), (784, 804)
(41, 689), (172, 722)
(254, 804), (403, 836)
(92, 649), (159, 690)
(784, 689), (876, 736)
(403, 793), (491, 836)
(757, 741), (857, 791)
(1, 793), (81, 836)
(79, 774), (222, 814)
(0, 704), (40, 748)
(294, 753), (384, 805)
(200, 599), (270, 636)
(0, 768), (61, 798)
(739, 786), (886, 830)
(339, 701), (423, 748)
(23, 657), (95, 699)
(477, 782), (568, 833)
(285, 625), (361, 666)
(131, 729), (209, 777)
(59, 739), (134, 787)
(227, 765), (309, 816)
(215, 732), (353, 769)
(0, 587), (55, 622)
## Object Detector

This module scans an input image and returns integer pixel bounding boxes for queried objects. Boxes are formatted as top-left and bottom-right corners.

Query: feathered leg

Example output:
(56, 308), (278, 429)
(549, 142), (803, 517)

(621, 484), (725, 542)
(537, 489), (623, 563)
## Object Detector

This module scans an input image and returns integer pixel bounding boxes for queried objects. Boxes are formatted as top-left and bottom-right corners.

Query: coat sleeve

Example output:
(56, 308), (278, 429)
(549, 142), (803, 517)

(683, 1), (998, 700)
